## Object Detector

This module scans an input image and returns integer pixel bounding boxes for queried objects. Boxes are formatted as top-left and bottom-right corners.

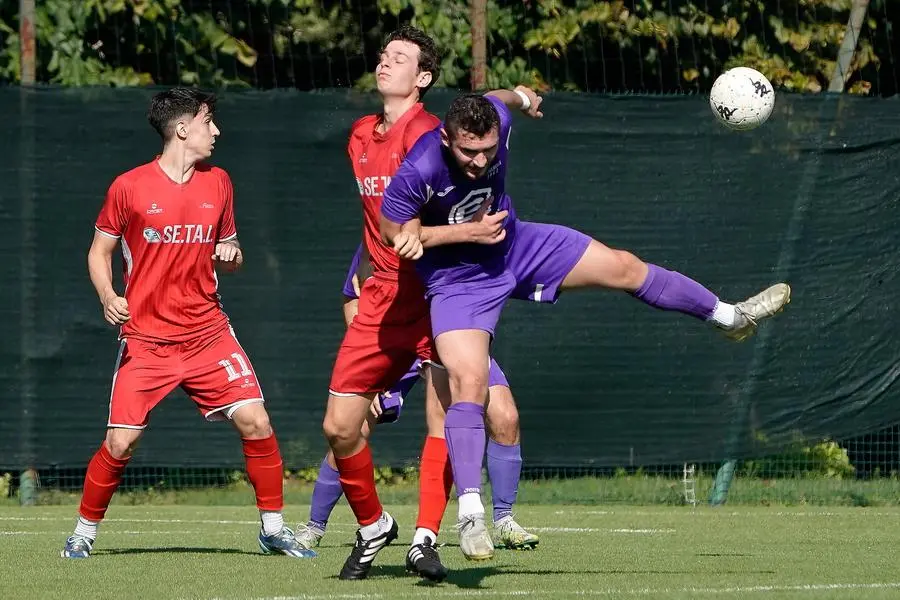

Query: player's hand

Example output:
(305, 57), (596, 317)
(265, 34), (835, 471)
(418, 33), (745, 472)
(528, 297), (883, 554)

(371, 392), (402, 424)
(392, 231), (424, 260)
(102, 294), (130, 325)
(515, 85), (543, 119)
(212, 242), (243, 272)
(351, 273), (361, 297)
(467, 198), (508, 245)
(369, 396), (384, 420)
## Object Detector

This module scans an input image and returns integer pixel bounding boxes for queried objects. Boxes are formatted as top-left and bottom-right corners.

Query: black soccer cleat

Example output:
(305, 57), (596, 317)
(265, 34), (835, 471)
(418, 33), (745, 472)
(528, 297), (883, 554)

(338, 514), (399, 580)
(406, 537), (449, 582)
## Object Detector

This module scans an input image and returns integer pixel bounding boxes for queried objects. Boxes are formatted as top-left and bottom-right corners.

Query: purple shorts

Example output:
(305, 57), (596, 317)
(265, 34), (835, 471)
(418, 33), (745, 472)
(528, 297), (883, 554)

(429, 221), (591, 339)
(342, 244), (364, 299)
(342, 244), (510, 388)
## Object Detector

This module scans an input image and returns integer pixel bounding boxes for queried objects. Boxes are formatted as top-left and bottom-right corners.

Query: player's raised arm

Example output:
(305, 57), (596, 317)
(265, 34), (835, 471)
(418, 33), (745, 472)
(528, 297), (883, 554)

(485, 86), (543, 119)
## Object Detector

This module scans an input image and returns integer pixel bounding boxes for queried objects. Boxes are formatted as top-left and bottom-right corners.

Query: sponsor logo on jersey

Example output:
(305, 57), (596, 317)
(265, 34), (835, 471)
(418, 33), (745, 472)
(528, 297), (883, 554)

(360, 175), (392, 197)
(151, 224), (216, 244)
(146, 203), (164, 215)
(143, 227), (162, 243)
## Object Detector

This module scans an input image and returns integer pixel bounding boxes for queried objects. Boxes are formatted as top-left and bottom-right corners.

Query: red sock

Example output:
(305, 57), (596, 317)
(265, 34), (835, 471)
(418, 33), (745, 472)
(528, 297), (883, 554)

(78, 443), (130, 522)
(242, 434), (284, 511)
(335, 443), (383, 526)
(416, 436), (453, 533)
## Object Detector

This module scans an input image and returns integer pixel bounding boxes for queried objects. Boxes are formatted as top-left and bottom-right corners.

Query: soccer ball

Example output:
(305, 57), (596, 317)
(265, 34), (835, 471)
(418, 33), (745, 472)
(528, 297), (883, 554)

(709, 67), (775, 131)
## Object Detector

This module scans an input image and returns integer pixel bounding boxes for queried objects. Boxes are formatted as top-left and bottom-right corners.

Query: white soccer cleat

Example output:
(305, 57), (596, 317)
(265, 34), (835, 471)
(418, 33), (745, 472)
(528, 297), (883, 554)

(722, 283), (791, 342)
(457, 513), (494, 561)
(293, 522), (325, 550)
(493, 515), (539, 550)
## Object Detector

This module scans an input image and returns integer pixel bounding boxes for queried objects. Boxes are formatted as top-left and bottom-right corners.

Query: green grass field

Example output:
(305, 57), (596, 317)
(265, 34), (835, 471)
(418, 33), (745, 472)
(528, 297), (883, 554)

(3, 502), (900, 599)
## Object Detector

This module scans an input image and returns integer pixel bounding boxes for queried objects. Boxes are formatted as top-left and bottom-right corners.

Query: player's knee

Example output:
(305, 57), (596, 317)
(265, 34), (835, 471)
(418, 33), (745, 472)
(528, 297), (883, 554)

(231, 404), (273, 439)
(105, 433), (139, 459)
(486, 394), (520, 444)
(448, 368), (489, 402)
(322, 414), (360, 452)
(614, 250), (648, 290)
(239, 413), (273, 439)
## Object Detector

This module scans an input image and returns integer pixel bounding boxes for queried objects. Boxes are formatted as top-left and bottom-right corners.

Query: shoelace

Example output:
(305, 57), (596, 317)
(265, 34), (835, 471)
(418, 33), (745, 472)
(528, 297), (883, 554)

(456, 515), (478, 533)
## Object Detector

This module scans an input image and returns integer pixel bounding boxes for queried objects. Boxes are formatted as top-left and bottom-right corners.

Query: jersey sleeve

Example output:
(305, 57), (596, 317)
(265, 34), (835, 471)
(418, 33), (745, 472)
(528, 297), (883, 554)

(381, 157), (431, 225)
(401, 116), (439, 157)
(217, 170), (238, 242)
(95, 177), (131, 239)
(486, 95), (514, 149)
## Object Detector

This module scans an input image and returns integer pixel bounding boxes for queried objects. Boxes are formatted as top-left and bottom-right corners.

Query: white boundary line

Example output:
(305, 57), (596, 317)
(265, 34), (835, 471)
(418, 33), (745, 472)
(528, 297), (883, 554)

(204, 582), (900, 600)
(0, 517), (674, 535)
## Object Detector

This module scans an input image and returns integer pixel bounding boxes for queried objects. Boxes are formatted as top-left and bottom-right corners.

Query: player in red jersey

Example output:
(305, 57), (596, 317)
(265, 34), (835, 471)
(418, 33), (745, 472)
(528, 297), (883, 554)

(61, 88), (314, 560)
(322, 27), (532, 581)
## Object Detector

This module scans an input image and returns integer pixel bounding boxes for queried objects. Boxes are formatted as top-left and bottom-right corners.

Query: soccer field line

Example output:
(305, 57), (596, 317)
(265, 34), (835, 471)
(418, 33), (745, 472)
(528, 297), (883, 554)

(0, 530), (254, 536)
(205, 582), (900, 599)
(0, 517), (676, 534)
(555, 510), (900, 517)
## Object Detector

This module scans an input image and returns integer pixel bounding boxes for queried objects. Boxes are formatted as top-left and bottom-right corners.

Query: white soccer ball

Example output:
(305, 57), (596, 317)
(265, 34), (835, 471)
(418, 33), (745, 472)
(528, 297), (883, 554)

(709, 67), (775, 131)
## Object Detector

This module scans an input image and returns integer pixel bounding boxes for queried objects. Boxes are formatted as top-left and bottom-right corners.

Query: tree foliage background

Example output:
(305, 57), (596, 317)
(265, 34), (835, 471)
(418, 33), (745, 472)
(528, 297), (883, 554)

(0, 0), (897, 95)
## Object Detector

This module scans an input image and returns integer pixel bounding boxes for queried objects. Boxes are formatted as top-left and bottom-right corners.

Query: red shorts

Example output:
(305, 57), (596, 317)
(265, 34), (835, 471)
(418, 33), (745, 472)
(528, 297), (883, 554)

(329, 274), (435, 395)
(107, 325), (265, 429)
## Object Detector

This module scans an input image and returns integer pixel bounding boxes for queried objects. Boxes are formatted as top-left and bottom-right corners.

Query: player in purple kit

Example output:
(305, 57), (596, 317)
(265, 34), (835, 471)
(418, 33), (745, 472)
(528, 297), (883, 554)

(380, 88), (791, 560)
(294, 242), (539, 562)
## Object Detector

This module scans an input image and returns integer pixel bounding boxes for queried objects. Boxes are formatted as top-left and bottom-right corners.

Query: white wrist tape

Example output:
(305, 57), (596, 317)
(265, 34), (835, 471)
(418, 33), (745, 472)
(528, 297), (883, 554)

(514, 89), (531, 111)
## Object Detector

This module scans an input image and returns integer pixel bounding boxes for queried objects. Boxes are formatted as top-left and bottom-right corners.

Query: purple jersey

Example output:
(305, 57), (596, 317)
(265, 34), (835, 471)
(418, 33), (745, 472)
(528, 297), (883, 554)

(381, 95), (519, 289)
(342, 243), (364, 299)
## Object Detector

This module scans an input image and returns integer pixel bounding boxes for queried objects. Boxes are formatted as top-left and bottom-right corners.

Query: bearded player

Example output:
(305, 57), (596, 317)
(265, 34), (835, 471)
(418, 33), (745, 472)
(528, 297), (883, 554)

(321, 27), (537, 581)
(380, 91), (791, 560)
(296, 243), (538, 561)
(61, 88), (314, 560)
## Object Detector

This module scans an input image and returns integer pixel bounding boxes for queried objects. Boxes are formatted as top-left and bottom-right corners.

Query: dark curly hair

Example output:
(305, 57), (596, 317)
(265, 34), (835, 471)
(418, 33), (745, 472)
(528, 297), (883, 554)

(444, 94), (500, 138)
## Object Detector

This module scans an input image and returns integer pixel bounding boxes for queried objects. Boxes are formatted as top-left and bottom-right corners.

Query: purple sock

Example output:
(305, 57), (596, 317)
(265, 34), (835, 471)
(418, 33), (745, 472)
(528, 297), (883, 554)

(487, 440), (521, 522)
(308, 456), (342, 530)
(445, 402), (486, 496)
(633, 263), (718, 320)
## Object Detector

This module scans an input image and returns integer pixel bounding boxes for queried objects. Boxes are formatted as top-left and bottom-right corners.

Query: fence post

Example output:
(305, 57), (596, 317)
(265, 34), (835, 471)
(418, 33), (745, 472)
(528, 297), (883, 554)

(828, 0), (870, 93)
(19, 0), (36, 85)
(470, 0), (487, 90)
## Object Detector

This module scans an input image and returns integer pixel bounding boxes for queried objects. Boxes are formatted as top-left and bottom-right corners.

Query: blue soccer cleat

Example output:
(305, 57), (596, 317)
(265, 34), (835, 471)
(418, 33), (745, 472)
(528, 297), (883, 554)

(258, 526), (317, 558)
(60, 535), (93, 559)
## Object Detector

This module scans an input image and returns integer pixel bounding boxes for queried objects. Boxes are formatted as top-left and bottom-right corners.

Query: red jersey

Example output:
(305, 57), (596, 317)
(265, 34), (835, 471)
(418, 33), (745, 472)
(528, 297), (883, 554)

(94, 160), (237, 343)
(348, 103), (440, 278)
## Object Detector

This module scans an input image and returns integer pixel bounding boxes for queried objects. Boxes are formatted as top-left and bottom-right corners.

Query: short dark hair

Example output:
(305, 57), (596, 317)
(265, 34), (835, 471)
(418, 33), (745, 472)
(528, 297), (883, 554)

(444, 95), (500, 138)
(147, 87), (217, 141)
(382, 25), (441, 98)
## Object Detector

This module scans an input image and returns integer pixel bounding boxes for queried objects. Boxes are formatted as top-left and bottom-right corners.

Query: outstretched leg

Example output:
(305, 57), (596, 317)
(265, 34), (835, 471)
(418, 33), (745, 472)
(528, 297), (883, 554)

(560, 239), (790, 340)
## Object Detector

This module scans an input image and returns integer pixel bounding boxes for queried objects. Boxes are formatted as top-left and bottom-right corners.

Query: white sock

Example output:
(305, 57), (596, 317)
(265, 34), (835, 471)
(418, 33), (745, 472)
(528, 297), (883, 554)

(412, 527), (438, 546)
(709, 301), (737, 328)
(74, 516), (98, 540)
(260, 510), (284, 536)
(457, 492), (485, 519)
(359, 511), (392, 540)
